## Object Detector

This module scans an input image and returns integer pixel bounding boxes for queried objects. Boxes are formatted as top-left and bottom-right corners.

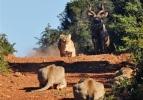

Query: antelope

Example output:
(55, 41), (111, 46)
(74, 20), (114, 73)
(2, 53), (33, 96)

(87, 4), (110, 54)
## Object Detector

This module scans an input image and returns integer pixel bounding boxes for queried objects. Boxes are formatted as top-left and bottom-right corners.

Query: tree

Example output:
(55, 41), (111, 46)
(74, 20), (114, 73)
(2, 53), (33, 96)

(109, 0), (143, 63)
(59, 0), (92, 53)
(0, 33), (16, 55)
(35, 24), (60, 49)
(109, 0), (143, 98)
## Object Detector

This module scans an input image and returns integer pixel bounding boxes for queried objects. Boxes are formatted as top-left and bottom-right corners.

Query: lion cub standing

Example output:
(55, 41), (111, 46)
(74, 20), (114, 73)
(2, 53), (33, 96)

(30, 64), (67, 92)
(73, 78), (105, 100)
(58, 34), (76, 57)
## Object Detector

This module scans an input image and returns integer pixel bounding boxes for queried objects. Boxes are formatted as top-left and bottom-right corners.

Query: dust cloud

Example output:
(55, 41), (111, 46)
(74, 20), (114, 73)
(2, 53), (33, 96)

(27, 46), (60, 57)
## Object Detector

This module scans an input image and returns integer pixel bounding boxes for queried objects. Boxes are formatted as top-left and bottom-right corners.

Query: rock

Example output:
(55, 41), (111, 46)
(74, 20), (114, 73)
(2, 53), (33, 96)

(13, 72), (22, 77)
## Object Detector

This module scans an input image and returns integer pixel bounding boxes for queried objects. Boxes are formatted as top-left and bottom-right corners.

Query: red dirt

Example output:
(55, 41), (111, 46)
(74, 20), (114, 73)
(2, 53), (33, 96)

(0, 53), (131, 100)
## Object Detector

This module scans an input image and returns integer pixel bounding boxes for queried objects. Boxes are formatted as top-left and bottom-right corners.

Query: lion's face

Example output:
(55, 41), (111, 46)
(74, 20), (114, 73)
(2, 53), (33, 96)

(58, 34), (76, 57)
(59, 34), (71, 44)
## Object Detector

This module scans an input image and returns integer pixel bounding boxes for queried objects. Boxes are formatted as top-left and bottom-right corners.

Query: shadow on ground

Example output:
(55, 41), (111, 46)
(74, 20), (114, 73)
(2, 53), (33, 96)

(9, 60), (135, 74)
(9, 60), (125, 73)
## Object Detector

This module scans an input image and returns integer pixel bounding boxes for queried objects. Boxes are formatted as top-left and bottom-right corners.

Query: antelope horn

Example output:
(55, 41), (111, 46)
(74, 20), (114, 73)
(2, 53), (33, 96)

(97, 10), (105, 17)
(88, 10), (96, 17)
(97, 4), (105, 17)
(97, 4), (108, 17)
(87, 3), (96, 17)
(101, 3), (105, 10)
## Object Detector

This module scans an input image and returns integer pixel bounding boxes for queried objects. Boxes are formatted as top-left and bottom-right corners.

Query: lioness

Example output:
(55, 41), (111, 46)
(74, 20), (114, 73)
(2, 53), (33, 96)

(73, 78), (105, 100)
(30, 64), (67, 92)
(58, 34), (76, 57)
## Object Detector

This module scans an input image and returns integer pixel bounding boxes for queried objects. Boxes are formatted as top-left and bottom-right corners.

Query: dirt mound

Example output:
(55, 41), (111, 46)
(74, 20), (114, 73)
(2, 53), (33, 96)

(5, 53), (130, 64)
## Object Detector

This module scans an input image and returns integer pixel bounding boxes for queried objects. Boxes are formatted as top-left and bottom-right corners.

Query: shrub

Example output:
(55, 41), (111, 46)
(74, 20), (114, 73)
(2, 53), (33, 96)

(0, 54), (10, 74)
(112, 77), (134, 99)
(0, 33), (16, 55)
(0, 33), (15, 74)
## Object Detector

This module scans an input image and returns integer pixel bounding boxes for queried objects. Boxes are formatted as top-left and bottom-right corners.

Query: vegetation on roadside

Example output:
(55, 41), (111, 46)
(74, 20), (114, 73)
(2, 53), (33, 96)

(0, 33), (16, 74)
(0, 34), (16, 55)
(110, 0), (143, 99)
(0, 54), (10, 74)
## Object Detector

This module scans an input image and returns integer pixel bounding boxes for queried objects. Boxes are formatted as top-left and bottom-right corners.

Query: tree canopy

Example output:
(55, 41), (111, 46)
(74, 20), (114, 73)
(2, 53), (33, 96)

(0, 33), (16, 55)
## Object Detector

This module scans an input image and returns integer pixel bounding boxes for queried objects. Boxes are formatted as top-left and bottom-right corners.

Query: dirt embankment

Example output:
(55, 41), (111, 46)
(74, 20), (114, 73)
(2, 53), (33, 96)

(0, 53), (133, 100)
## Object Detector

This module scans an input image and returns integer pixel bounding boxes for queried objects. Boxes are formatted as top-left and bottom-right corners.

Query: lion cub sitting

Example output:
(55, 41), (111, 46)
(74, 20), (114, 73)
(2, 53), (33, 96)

(73, 78), (105, 100)
(58, 34), (76, 57)
(30, 64), (67, 92)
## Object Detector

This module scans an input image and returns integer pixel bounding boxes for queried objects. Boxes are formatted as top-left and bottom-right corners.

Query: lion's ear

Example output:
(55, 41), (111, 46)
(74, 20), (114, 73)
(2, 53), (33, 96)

(68, 34), (71, 39)
(60, 34), (64, 39)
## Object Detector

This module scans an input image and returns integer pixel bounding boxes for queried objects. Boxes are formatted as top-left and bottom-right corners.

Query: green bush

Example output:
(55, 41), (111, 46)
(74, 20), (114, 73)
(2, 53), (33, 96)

(110, 0), (143, 60)
(0, 33), (16, 74)
(0, 54), (10, 74)
(112, 77), (134, 99)
(0, 34), (16, 55)
(109, 1), (143, 98)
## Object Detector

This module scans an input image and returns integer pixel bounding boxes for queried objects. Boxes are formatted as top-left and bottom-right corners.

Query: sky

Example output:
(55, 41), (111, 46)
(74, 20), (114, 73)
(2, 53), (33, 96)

(0, 0), (68, 57)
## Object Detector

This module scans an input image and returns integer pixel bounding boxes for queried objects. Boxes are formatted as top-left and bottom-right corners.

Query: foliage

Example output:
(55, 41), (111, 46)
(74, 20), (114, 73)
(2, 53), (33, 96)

(0, 33), (15, 74)
(0, 54), (10, 74)
(35, 24), (60, 49)
(112, 77), (135, 99)
(59, 0), (91, 53)
(110, 0), (143, 62)
(104, 93), (116, 100)
(109, 1), (143, 98)
(0, 33), (16, 55)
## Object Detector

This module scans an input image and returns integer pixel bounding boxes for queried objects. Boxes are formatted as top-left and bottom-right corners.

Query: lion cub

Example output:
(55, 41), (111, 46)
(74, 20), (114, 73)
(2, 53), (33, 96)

(30, 64), (67, 92)
(73, 78), (105, 100)
(58, 34), (76, 57)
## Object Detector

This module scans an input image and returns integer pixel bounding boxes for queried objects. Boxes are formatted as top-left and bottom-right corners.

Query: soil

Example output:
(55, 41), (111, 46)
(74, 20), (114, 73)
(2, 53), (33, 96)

(0, 53), (132, 100)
